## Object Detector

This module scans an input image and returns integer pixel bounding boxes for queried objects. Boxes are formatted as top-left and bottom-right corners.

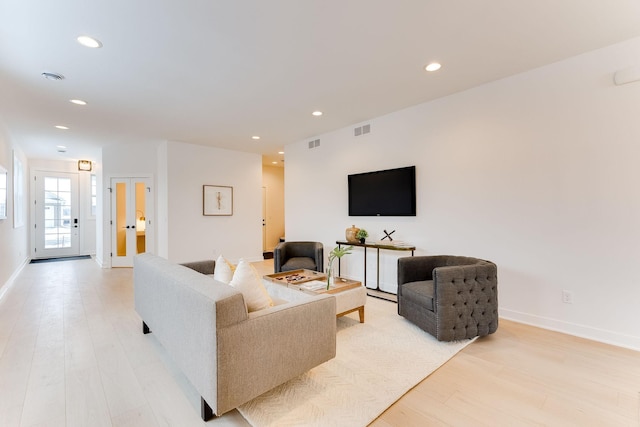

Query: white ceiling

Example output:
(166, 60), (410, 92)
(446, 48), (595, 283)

(2, 0), (640, 166)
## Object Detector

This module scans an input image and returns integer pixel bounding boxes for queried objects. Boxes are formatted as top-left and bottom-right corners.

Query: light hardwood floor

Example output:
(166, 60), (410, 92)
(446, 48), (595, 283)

(1, 258), (638, 426)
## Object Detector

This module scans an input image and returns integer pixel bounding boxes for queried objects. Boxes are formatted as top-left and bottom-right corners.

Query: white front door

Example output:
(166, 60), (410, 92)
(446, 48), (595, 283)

(110, 177), (152, 267)
(33, 171), (80, 259)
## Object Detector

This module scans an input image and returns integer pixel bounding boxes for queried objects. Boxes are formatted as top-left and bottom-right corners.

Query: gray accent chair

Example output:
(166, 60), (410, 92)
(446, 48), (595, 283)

(274, 241), (324, 273)
(397, 255), (498, 341)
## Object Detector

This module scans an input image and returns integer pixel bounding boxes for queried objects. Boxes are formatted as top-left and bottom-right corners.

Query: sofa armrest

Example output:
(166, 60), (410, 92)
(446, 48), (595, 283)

(274, 243), (286, 272)
(181, 259), (216, 275)
(313, 243), (324, 273)
(432, 262), (498, 341)
(215, 295), (336, 415)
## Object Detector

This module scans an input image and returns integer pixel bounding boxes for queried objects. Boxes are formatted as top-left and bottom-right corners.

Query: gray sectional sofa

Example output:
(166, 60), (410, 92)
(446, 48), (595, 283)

(133, 253), (336, 420)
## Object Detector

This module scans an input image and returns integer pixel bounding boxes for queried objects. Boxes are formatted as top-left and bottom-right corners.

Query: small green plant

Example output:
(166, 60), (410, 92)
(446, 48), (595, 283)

(356, 229), (368, 241)
(326, 245), (353, 289)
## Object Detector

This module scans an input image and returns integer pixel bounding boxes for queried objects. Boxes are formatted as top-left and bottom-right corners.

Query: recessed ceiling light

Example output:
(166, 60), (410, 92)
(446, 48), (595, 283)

(312, 111), (323, 117)
(425, 62), (442, 72)
(56, 145), (67, 152)
(55, 125), (69, 130)
(42, 72), (65, 81)
(70, 99), (87, 105)
(272, 161), (278, 164)
(77, 35), (102, 48)
(252, 136), (260, 140)
(278, 151), (284, 154)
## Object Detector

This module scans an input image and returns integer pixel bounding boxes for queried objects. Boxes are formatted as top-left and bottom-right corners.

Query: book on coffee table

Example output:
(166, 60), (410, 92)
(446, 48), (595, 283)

(300, 280), (327, 291)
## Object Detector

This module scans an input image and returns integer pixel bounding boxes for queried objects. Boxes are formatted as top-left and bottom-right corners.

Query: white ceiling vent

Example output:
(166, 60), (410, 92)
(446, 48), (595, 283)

(41, 72), (65, 81)
(308, 139), (320, 149)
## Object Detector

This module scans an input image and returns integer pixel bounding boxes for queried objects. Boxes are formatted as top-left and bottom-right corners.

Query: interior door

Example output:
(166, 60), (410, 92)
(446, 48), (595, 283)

(262, 186), (267, 252)
(33, 171), (80, 258)
(111, 177), (152, 267)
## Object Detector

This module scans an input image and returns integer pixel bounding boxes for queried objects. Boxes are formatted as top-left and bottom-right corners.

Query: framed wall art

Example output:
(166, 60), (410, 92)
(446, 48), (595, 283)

(203, 185), (233, 216)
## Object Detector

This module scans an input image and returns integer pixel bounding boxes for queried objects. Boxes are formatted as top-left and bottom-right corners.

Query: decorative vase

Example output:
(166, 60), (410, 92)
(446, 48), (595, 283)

(326, 264), (334, 290)
(359, 237), (365, 244)
(345, 225), (360, 243)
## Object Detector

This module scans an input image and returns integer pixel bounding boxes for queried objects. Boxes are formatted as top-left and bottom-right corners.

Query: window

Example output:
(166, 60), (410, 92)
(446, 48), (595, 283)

(0, 165), (7, 220)
(44, 176), (72, 249)
(91, 174), (97, 217)
(13, 152), (24, 227)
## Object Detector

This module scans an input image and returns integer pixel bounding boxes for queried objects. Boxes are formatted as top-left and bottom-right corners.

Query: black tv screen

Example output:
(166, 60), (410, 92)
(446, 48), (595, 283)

(348, 166), (416, 216)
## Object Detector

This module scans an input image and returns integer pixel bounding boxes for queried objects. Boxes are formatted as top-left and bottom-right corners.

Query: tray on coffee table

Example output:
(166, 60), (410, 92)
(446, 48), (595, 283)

(263, 269), (327, 285)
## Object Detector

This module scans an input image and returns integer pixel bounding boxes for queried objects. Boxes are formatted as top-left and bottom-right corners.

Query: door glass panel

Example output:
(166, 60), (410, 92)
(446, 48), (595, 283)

(135, 182), (146, 254)
(44, 177), (72, 249)
(116, 182), (127, 256)
(91, 175), (97, 217)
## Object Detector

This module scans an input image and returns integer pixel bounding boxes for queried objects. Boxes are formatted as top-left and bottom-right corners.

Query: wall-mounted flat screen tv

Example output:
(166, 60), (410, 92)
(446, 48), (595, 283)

(348, 166), (416, 216)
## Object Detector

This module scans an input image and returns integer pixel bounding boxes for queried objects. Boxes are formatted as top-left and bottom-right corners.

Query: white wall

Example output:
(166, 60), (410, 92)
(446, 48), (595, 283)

(101, 140), (263, 266)
(165, 141), (263, 264)
(285, 37), (640, 350)
(0, 126), (28, 290)
(262, 165), (285, 252)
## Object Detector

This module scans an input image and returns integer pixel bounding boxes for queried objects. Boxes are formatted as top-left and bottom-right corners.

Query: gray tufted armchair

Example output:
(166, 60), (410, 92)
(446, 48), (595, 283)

(397, 255), (498, 341)
(274, 241), (324, 273)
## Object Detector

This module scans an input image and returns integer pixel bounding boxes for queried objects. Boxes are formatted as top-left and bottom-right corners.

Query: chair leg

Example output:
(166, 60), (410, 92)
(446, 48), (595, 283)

(201, 397), (214, 421)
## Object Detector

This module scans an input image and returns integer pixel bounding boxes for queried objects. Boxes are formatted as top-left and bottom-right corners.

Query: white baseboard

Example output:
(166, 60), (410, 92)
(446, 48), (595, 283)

(94, 255), (106, 268)
(500, 308), (640, 352)
(0, 257), (29, 303)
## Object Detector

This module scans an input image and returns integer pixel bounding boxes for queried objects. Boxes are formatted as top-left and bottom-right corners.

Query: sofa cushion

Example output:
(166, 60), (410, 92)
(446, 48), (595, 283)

(402, 280), (435, 312)
(281, 257), (316, 271)
(229, 259), (274, 312)
(213, 255), (235, 284)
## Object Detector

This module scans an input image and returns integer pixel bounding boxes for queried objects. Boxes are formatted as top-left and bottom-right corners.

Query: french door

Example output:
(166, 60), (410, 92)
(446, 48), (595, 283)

(110, 177), (152, 267)
(33, 171), (80, 258)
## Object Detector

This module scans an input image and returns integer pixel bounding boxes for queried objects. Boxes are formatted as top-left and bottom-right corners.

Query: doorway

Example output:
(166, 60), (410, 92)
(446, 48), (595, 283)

(261, 166), (285, 256)
(32, 171), (80, 259)
(110, 177), (153, 267)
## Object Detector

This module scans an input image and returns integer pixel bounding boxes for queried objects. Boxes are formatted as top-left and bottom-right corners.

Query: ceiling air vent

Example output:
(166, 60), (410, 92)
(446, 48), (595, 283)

(41, 72), (65, 81)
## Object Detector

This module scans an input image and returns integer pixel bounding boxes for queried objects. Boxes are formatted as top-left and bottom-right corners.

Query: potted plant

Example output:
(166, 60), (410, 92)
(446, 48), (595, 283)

(356, 229), (368, 243)
(326, 245), (353, 289)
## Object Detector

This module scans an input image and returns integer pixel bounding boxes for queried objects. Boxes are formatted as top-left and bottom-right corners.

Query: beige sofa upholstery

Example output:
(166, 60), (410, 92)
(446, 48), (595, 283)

(134, 253), (336, 420)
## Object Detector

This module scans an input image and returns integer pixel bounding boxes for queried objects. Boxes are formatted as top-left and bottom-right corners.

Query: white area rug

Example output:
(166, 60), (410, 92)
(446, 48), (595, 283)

(237, 296), (474, 427)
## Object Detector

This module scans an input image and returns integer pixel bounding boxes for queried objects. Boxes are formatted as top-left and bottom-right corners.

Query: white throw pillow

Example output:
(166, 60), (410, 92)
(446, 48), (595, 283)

(213, 255), (235, 284)
(229, 259), (274, 312)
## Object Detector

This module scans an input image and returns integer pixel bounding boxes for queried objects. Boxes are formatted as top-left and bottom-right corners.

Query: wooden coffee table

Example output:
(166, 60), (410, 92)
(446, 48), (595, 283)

(264, 270), (367, 323)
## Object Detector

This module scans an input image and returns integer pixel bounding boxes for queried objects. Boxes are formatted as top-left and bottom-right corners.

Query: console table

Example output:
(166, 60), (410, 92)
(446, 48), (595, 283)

(336, 240), (415, 297)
